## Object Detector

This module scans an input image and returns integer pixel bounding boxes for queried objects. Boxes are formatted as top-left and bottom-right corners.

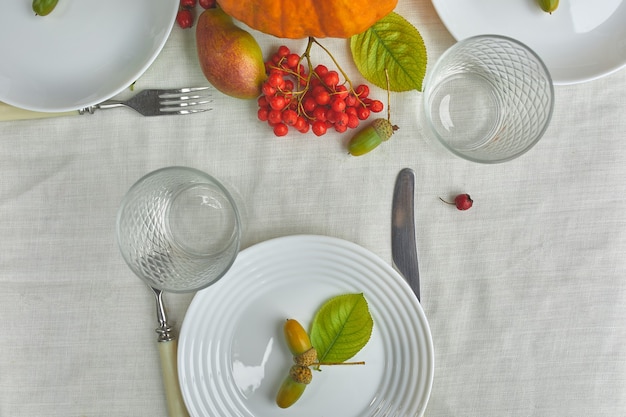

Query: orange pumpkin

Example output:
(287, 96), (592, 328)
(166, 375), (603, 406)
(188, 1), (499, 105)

(216, 0), (398, 39)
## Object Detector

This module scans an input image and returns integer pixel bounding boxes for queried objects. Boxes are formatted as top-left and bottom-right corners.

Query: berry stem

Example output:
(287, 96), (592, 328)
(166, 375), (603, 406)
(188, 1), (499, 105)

(438, 197), (454, 205)
(385, 68), (391, 122)
(309, 38), (355, 92)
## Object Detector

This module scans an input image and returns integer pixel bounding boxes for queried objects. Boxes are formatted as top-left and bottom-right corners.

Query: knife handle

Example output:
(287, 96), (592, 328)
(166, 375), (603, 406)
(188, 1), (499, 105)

(0, 102), (79, 121)
(158, 339), (190, 417)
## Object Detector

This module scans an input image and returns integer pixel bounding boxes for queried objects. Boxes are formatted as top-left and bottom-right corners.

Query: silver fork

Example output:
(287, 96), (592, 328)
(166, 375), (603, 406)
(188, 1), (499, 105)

(78, 87), (213, 116)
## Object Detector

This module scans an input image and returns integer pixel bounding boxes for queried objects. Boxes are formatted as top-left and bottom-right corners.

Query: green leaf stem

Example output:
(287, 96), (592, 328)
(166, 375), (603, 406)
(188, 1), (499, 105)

(350, 12), (427, 92)
(309, 293), (373, 364)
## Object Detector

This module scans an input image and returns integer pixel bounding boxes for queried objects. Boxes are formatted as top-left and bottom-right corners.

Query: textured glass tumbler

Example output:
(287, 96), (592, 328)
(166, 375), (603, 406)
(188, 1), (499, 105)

(116, 166), (241, 293)
(422, 35), (554, 163)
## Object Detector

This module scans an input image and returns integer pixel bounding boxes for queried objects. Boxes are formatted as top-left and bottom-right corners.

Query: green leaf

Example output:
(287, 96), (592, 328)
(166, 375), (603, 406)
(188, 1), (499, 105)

(309, 293), (373, 364)
(350, 12), (428, 92)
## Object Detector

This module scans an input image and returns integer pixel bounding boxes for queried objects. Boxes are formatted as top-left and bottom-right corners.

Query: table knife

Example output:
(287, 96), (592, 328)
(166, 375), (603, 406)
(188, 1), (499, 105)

(0, 101), (78, 121)
(392, 168), (420, 301)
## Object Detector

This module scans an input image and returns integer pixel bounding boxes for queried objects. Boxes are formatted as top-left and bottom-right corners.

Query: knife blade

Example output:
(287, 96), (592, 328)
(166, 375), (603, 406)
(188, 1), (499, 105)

(392, 168), (420, 301)
(0, 102), (78, 121)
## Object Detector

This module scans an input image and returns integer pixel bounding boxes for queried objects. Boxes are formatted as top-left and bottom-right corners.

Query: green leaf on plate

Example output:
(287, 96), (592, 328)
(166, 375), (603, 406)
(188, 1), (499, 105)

(350, 12), (428, 92)
(309, 293), (373, 364)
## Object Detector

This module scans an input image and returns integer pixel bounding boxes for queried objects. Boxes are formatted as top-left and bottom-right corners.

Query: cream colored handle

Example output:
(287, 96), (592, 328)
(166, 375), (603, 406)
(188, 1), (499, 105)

(158, 339), (190, 417)
(0, 102), (78, 121)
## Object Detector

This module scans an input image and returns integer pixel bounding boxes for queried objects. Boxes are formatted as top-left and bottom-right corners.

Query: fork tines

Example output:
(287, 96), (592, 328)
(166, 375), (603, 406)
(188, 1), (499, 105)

(158, 87), (213, 115)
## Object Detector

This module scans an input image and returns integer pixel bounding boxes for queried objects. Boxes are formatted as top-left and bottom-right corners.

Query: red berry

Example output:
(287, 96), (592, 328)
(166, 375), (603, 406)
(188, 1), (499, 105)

(347, 114), (359, 129)
(334, 85), (349, 100)
(281, 109), (298, 125)
(355, 84), (369, 98)
(314, 64), (329, 77)
(326, 109), (339, 124)
(454, 194), (473, 210)
(180, 0), (196, 8)
(268, 109), (283, 125)
(294, 117), (309, 132)
(286, 53), (300, 69)
(440, 194), (473, 211)
(312, 106), (327, 122)
(267, 73), (285, 89)
(330, 97), (346, 113)
(262, 83), (276, 97)
(269, 96), (287, 111)
(257, 108), (269, 122)
(273, 123), (289, 136)
(334, 123), (348, 133)
(312, 120), (328, 136)
(356, 106), (370, 120)
(297, 123), (310, 134)
(345, 106), (357, 116)
(277, 45), (290, 58)
(369, 100), (384, 113)
(323, 71), (340, 88)
(283, 79), (295, 91)
(257, 96), (269, 108)
(334, 111), (349, 128)
(176, 9), (194, 29)
(345, 94), (358, 107)
(314, 90), (330, 106)
(198, 0), (216, 8)
(302, 97), (317, 113)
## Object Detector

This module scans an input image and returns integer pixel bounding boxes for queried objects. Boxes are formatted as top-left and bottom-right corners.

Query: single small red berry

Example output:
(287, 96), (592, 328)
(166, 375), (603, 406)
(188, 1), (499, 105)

(273, 123), (289, 137)
(311, 120), (328, 136)
(180, 0), (196, 8)
(277, 45), (291, 58)
(314, 90), (330, 106)
(440, 194), (473, 211)
(176, 9), (194, 29)
(198, 0), (216, 8)
(355, 84), (370, 98)
(267, 73), (285, 89)
(257, 108), (269, 122)
(261, 83), (277, 97)
(302, 96), (317, 113)
(347, 113), (360, 129)
(322, 71), (340, 88)
(285, 53), (300, 69)
(330, 97), (346, 113)
(356, 106), (370, 120)
(268, 109), (283, 125)
(314, 64), (329, 77)
(281, 109), (298, 126)
(269, 96), (287, 111)
(368, 100), (384, 113)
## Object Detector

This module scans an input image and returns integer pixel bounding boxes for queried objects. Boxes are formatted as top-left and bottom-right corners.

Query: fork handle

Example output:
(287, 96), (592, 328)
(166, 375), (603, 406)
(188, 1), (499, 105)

(0, 101), (79, 121)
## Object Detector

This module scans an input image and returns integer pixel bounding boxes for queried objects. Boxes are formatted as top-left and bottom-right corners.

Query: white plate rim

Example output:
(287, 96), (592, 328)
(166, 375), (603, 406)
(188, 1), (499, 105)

(177, 234), (435, 417)
(0, 0), (178, 112)
(430, 0), (626, 85)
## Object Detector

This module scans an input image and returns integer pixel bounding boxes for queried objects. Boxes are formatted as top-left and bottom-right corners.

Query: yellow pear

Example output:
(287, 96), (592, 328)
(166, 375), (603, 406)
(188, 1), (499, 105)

(196, 8), (266, 99)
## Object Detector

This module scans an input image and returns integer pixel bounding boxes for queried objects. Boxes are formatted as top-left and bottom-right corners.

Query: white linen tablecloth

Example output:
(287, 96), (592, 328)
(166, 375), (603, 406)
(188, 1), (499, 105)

(1, 1), (625, 416)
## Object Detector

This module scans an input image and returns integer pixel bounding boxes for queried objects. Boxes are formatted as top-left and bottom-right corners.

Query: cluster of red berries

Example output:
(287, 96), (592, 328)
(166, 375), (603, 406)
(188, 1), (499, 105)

(258, 46), (384, 137)
(176, 0), (216, 29)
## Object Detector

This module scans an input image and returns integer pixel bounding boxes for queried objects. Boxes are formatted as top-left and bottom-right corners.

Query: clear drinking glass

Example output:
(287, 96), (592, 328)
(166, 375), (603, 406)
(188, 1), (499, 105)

(422, 35), (554, 163)
(116, 166), (241, 293)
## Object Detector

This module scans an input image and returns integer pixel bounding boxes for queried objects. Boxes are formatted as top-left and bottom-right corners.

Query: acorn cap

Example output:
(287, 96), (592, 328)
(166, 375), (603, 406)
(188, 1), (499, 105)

(293, 347), (317, 367)
(371, 118), (399, 142)
(290, 365), (313, 385)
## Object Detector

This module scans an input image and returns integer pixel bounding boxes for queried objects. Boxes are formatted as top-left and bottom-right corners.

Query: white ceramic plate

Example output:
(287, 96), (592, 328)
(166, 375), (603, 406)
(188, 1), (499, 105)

(431, 0), (626, 85)
(178, 235), (434, 417)
(0, 0), (178, 112)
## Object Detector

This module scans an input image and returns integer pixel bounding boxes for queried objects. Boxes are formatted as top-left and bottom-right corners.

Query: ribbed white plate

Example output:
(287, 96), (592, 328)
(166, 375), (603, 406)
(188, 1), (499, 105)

(178, 235), (434, 417)
(0, 0), (178, 112)
(431, 0), (626, 85)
